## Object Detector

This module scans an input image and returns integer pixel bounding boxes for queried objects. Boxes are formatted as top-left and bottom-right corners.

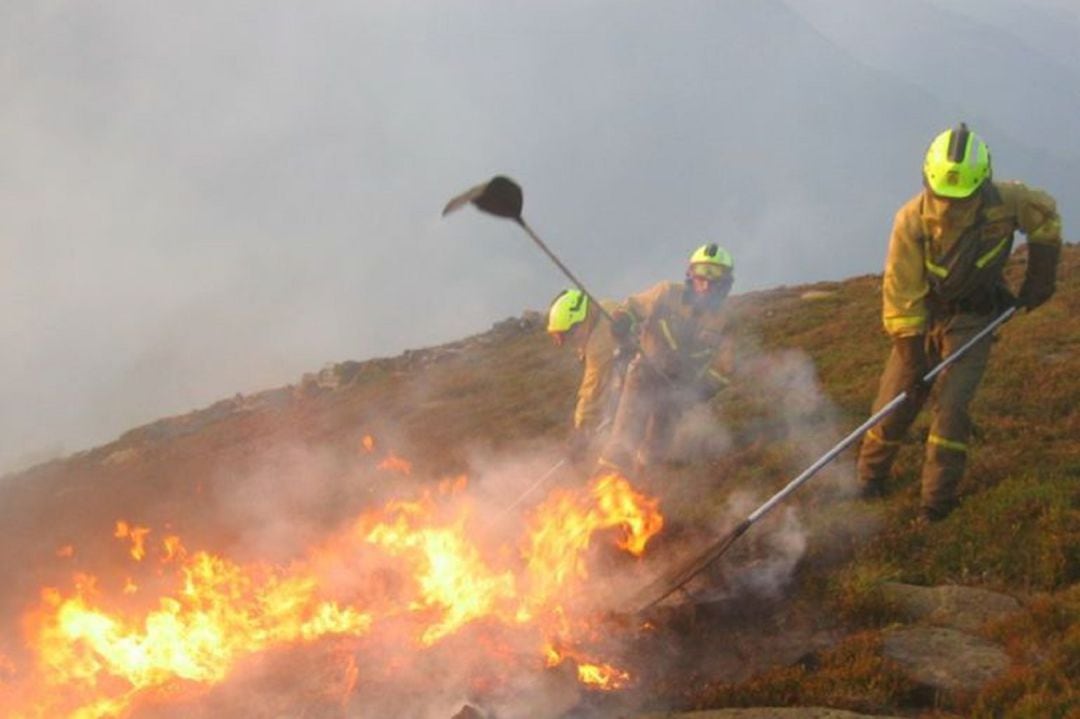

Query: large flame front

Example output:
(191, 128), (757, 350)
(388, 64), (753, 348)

(2, 457), (663, 718)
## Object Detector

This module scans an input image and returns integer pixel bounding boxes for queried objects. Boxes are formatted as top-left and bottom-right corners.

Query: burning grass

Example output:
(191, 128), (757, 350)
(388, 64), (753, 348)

(1, 452), (665, 718)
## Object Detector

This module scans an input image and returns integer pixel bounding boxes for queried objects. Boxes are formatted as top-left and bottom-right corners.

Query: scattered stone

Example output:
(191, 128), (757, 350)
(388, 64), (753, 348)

(101, 447), (140, 466)
(880, 582), (1021, 633)
(882, 625), (1010, 696)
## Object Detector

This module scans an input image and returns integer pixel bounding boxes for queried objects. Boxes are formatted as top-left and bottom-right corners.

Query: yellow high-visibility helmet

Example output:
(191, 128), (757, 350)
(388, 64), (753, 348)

(547, 289), (589, 333)
(923, 122), (991, 198)
(688, 243), (734, 279)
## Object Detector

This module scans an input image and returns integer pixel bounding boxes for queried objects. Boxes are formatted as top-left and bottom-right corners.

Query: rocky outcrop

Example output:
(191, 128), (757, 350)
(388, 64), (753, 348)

(882, 625), (1010, 695)
(880, 582), (1021, 634)
(642, 583), (1019, 718)
(876, 583), (1017, 705)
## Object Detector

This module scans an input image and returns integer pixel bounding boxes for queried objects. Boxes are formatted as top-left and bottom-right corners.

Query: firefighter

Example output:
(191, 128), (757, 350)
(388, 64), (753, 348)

(597, 243), (736, 477)
(857, 122), (1062, 522)
(547, 289), (637, 462)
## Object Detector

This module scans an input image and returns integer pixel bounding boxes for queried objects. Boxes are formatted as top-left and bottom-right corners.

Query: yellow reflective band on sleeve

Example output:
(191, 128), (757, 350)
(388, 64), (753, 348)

(707, 369), (730, 386)
(975, 236), (1010, 268)
(928, 434), (968, 453)
(924, 257), (948, 278)
(659, 319), (678, 351)
(884, 314), (927, 336)
(866, 427), (902, 446)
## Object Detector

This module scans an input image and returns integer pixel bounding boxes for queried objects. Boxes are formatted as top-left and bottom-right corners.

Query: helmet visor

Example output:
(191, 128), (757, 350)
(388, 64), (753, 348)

(689, 262), (729, 280)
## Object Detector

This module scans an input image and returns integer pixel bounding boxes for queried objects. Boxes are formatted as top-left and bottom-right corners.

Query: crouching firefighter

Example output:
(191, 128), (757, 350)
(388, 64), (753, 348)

(597, 243), (736, 478)
(857, 122), (1063, 522)
(547, 289), (639, 463)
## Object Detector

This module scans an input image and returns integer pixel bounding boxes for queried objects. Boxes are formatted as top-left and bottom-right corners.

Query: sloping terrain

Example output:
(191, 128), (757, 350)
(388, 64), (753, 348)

(0, 245), (1076, 718)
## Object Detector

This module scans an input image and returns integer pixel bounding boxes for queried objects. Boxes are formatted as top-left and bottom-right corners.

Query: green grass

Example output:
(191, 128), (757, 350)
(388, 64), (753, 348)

(678, 632), (923, 714)
(675, 246), (1080, 715)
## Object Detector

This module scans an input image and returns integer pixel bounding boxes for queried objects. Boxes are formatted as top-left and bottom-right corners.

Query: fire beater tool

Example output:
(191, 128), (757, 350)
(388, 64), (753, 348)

(632, 305), (1018, 613)
(442, 175), (674, 387)
(442, 175), (619, 327)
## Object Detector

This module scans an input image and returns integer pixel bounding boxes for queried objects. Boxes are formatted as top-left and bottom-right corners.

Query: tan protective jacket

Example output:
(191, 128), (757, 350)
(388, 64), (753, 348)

(573, 299), (622, 432)
(625, 281), (734, 392)
(883, 181), (1062, 337)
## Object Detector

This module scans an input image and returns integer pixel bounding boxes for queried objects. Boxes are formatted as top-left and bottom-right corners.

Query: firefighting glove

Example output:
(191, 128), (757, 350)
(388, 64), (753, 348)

(894, 334), (929, 398)
(1017, 243), (1060, 311)
(609, 310), (634, 341)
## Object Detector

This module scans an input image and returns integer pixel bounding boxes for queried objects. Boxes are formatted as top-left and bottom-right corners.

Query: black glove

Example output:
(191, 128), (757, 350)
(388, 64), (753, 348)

(894, 334), (929, 397)
(609, 310), (634, 341)
(1017, 243), (1060, 311)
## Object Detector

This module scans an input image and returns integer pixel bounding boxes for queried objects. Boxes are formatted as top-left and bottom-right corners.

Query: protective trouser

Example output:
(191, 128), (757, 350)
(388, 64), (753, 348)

(598, 355), (685, 475)
(856, 312), (994, 517)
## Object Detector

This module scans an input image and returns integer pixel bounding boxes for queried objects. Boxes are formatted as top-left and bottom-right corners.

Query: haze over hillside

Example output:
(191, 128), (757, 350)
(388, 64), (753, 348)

(3, 0), (1077, 475)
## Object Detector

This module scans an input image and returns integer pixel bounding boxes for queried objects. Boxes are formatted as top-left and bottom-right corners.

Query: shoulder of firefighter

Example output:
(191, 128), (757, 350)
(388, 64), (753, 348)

(881, 182), (1063, 336)
(625, 281), (733, 392)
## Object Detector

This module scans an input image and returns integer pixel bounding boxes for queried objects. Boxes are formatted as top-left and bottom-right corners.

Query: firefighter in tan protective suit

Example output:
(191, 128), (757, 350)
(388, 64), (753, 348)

(597, 244), (736, 477)
(546, 289), (638, 462)
(857, 123), (1062, 522)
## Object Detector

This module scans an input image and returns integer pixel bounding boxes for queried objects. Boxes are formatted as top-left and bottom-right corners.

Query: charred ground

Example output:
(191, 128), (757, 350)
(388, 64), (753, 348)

(1, 245), (1077, 717)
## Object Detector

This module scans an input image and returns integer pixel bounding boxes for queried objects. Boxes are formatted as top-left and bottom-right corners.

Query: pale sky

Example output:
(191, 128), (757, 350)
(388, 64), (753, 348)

(2, 0), (1077, 474)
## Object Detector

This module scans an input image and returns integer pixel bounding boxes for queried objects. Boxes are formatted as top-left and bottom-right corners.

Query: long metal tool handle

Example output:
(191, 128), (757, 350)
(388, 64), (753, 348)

(517, 216), (680, 388)
(516, 218), (617, 326)
(636, 306), (1017, 612)
(481, 458), (568, 530)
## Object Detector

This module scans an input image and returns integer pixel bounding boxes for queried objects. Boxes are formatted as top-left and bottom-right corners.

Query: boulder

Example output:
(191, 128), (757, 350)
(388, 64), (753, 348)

(880, 582), (1021, 633)
(882, 625), (1010, 697)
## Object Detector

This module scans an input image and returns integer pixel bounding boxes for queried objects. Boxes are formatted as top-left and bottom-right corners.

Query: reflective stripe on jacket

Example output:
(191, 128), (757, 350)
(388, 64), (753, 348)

(625, 281), (733, 390)
(883, 181), (1061, 337)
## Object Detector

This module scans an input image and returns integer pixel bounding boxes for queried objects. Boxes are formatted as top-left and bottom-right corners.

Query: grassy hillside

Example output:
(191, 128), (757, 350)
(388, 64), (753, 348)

(661, 246), (1080, 717)
(1, 245), (1076, 718)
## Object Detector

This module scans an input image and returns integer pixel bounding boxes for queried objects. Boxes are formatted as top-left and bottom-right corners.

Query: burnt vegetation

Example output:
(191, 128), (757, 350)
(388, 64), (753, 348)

(1, 245), (1077, 717)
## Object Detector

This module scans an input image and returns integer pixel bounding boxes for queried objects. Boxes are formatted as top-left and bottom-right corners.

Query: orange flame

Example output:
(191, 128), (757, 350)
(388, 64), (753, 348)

(10, 458), (661, 716)
(114, 521), (150, 562)
(161, 535), (186, 563)
(521, 472), (663, 613)
(577, 661), (630, 690)
(543, 643), (632, 691)
(377, 453), (412, 475)
(20, 549), (375, 718)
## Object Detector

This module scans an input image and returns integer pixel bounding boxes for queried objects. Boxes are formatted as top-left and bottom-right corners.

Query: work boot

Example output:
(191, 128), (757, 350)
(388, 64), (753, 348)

(856, 436), (902, 499)
(858, 480), (887, 500)
(918, 503), (954, 524)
